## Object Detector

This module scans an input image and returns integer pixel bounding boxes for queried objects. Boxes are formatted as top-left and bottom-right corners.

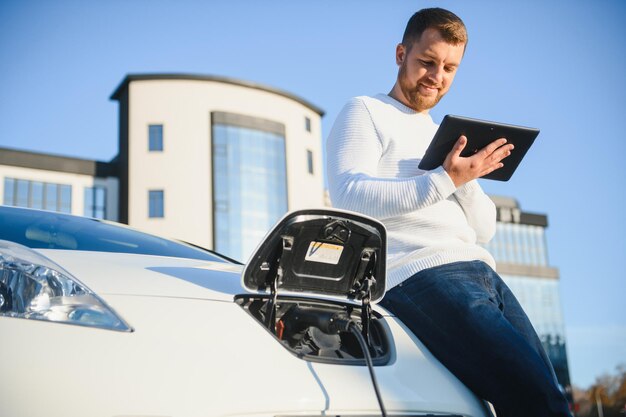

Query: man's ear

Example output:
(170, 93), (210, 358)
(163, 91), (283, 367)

(395, 43), (406, 66)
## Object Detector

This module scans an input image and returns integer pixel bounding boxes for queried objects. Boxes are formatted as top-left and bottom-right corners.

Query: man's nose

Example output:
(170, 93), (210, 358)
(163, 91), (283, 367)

(428, 66), (444, 84)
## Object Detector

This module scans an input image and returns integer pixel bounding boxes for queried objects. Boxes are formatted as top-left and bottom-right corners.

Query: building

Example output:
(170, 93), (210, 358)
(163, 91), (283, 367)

(484, 195), (572, 395)
(0, 148), (119, 221)
(0, 74), (326, 262)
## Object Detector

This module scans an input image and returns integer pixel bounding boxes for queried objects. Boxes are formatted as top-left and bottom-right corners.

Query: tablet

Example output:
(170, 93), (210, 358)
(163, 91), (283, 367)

(418, 115), (540, 181)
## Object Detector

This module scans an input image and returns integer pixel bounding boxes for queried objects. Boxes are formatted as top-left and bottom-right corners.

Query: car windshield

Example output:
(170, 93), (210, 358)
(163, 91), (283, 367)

(0, 206), (232, 263)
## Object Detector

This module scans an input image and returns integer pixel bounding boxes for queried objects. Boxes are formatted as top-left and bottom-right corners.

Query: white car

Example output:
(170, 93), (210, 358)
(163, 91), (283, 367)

(0, 205), (492, 417)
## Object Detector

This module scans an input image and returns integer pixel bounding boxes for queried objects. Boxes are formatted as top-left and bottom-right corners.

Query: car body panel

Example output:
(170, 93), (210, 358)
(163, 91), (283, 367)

(2, 292), (487, 417)
(2, 295), (325, 417)
(38, 249), (246, 301)
(0, 207), (490, 417)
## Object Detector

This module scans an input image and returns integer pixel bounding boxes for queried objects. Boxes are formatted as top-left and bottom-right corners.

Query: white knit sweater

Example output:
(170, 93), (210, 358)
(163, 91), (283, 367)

(326, 94), (497, 289)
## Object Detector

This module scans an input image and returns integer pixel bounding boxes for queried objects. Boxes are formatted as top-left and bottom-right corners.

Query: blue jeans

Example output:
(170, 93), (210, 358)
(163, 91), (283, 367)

(379, 261), (572, 417)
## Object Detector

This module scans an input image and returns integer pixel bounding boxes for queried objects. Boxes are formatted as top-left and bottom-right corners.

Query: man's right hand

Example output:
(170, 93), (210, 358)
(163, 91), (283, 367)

(443, 136), (514, 187)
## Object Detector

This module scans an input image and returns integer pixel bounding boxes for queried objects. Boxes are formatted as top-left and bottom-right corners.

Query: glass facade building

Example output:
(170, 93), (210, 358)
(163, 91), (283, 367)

(212, 112), (288, 262)
(484, 222), (548, 266)
(482, 196), (572, 398)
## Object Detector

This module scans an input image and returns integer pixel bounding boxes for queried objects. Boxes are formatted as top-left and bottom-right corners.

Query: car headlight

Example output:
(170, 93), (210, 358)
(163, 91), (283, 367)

(0, 240), (131, 332)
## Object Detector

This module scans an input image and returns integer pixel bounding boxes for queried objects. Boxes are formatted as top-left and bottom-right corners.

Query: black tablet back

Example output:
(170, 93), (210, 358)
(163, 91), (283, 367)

(418, 115), (540, 181)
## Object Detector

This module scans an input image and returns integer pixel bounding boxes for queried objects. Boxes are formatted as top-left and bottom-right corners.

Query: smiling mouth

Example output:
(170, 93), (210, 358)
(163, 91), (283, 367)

(418, 84), (439, 95)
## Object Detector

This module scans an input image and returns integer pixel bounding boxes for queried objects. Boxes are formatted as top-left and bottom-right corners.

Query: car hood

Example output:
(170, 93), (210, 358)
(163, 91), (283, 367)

(36, 249), (246, 301)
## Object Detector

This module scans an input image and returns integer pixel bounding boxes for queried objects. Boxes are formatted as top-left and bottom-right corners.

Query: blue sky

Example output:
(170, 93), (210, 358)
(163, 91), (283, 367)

(1, 0), (624, 388)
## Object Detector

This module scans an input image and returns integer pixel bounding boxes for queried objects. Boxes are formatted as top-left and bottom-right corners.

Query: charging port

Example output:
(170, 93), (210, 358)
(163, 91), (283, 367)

(236, 295), (390, 365)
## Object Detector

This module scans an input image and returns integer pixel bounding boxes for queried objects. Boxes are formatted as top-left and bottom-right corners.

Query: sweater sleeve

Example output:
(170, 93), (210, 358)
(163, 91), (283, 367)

(326, 97), (457, 220)
(453, 180), (497, 243)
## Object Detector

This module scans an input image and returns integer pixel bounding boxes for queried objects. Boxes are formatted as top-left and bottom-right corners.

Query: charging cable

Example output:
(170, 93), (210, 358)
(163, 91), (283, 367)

(348, 321), (387, 417)
(322, 314), (388, 416)
(277, 308), (387, 417)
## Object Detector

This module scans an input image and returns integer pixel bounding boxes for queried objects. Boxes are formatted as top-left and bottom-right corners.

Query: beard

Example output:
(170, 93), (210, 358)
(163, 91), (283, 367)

(397, 63), (444, 112)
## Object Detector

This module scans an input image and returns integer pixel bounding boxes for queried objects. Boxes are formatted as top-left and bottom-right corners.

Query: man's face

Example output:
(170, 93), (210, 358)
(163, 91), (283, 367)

(395, 28), (465, 112)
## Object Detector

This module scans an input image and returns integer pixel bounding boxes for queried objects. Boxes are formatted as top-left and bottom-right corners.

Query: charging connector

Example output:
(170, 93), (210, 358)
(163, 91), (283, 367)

(277, 306), (351, 337)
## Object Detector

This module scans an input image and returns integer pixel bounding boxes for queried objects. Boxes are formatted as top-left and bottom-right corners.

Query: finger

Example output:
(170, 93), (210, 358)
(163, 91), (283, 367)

(444, 135), (468, 167)
(451, 135), (468, 158)
(479, 162), (505, 177)
(481, 137), (508, 156)
(481, 150), (510, 174)
(490, 143), (514, 163)
(501, 144), (514, 159)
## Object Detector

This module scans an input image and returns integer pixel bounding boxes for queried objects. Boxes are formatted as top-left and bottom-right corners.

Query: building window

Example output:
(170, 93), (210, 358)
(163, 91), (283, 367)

(148, 190), (164, 218)
(59, 185), (71, 213)
(3, 177), (72, 213)
(212, 114), (288, 262)
(44, 183), (58, 211)
(149, 124), (164, 151)
(84, 186), (107, 219)
(30, 181), (44, 209)
(306, 150), (314, 175)
(482, 222), (549, 267)
(16, 179), (29, 207)
(3, 178), (14, 206)
(305, 116), (311, 132)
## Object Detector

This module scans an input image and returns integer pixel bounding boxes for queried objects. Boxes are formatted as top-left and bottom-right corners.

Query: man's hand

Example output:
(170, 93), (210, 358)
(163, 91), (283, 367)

(443, 136), (514, 187)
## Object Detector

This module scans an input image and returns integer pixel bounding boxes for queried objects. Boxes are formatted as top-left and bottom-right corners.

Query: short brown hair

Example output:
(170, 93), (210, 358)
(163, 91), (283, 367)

(402, 8), (467, 48)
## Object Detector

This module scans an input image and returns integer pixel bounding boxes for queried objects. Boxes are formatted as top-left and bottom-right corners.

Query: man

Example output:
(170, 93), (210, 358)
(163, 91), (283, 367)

(326, 8), (572, 417)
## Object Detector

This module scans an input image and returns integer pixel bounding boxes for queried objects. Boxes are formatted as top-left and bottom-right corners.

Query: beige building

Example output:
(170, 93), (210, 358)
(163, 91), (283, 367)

(0, 148), (119, 221)
(1, 74), (326, 262)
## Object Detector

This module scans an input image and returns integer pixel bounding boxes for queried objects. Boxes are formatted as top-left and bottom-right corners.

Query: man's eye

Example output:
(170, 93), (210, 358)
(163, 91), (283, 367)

(419, 60), (433, 66)
(444, 66), (457, 73)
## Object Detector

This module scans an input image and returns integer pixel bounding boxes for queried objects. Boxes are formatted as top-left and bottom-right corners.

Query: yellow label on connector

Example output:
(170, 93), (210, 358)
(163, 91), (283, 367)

(305, 241), (343, 265)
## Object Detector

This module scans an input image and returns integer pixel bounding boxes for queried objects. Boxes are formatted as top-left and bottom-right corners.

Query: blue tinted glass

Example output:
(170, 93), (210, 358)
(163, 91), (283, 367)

(84, 186), (107, 219)
(3, 178), (15, 206)
(535, 227), (544, 265)
(212, 123), (287, 261)
(84, 187), (94, 216)
(59, 185), (72, 213)
(149, 124), (163, 151)
(5, 179), (75, 213)
(307, 150), (314, 174)
(149, 190), (164, 218)
(95, 187), (106, 207)
(45, 183), (58, 211)
(482, 222), (551, 268)
(30, 182), (44, 209)
(16, 180), (29, 207)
